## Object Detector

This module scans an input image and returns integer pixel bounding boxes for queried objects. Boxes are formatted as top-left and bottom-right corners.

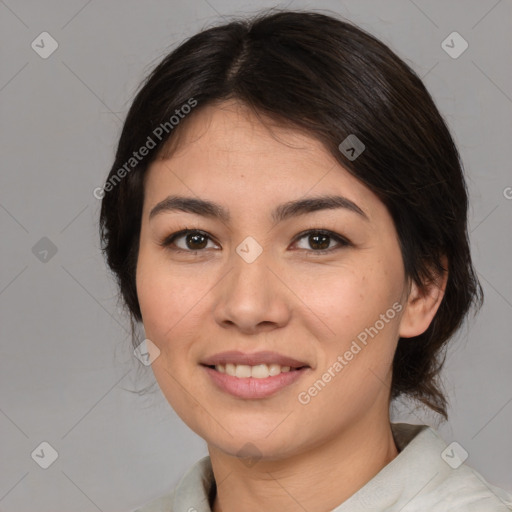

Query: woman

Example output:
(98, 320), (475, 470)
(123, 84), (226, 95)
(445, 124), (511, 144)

(99, 9), (512, 512)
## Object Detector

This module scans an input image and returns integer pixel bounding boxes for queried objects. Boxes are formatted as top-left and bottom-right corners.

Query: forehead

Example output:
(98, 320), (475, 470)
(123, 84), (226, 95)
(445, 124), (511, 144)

(156, 100), (330, 164)
(143, 100), (382, 221)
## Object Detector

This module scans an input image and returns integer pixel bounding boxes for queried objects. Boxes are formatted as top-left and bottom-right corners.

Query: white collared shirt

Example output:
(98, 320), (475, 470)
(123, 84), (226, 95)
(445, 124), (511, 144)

(135, 423), (512, 511)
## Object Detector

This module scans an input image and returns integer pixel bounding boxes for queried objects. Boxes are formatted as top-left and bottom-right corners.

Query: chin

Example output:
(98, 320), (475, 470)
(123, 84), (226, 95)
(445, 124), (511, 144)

(201, 422), (306, 459)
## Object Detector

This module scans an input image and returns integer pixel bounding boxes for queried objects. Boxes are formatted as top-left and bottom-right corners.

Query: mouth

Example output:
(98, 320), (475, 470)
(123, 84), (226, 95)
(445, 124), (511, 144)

(200, 351), (311, 399)
(200, 350), (310, 370)
(202, 362), (308, 378)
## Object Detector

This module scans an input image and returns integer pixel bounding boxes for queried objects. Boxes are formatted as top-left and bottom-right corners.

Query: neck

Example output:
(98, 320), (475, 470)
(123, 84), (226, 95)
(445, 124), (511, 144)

(209, 413), (399, 512)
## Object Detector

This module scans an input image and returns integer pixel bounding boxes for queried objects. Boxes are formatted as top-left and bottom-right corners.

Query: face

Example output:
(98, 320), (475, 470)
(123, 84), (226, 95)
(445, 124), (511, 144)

(136, 100), (410, 460)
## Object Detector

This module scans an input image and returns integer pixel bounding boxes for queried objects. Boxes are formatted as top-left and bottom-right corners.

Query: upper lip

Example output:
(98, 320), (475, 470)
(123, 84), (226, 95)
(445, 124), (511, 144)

(201, 350), (309, 369)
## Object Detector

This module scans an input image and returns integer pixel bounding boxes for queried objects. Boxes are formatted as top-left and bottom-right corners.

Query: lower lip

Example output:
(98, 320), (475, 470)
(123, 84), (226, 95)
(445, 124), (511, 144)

(202, 365), (309, 399)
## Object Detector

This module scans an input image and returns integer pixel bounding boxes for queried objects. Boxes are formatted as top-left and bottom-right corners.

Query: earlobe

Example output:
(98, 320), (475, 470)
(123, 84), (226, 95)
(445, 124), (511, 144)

(399, 257), (448, 339)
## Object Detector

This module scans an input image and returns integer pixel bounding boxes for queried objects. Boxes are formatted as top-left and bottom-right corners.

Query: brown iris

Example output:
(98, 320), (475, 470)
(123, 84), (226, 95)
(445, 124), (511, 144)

(308, 233), (330, 250)
(185, 232), (208, 250)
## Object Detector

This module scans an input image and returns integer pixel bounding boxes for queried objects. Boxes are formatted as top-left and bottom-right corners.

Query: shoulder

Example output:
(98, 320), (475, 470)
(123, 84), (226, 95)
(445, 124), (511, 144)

(394, 424), (512, 511)
(132, 455), (214, 512)
(132, 490), (175, 512)
(414, 467), (512, 511)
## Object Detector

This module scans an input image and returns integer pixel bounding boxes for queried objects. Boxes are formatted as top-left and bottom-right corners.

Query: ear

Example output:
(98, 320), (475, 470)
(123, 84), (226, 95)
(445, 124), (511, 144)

(399, 256), (448, 338)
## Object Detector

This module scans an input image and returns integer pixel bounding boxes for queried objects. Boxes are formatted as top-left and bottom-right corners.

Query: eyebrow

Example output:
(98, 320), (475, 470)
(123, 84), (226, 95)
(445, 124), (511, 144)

(149, 194), (369, 223)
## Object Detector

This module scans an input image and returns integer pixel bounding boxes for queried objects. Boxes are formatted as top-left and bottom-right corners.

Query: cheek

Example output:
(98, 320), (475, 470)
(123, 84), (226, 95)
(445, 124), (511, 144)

(135, 250), (205, 416)
(297, 260), (401, 335)
(300, 257), (404, 385)
(135, 247), (200, 345)
(297, 268), (402, 419)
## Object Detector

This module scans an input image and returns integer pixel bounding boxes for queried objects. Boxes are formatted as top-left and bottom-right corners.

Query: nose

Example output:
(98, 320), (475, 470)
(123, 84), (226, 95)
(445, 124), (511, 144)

(213, 250), (291, 334)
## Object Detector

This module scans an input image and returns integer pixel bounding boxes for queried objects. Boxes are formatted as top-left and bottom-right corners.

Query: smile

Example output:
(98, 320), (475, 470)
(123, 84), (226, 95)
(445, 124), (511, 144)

(214, 363), (300, 378)
(201, 363), (310, 399)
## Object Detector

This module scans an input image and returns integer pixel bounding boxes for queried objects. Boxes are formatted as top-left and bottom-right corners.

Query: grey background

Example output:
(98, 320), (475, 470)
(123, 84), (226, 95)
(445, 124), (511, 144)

(0, 0), (511, 510)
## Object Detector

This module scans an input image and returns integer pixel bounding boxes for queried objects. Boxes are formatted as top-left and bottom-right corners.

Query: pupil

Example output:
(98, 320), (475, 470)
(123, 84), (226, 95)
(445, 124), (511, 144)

(187, 232), (207, 250)
(310, 233), (329, 250)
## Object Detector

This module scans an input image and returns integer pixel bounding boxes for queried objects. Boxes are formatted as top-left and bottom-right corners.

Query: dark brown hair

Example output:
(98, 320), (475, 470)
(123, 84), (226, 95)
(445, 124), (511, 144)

(99, 9), (483, 419)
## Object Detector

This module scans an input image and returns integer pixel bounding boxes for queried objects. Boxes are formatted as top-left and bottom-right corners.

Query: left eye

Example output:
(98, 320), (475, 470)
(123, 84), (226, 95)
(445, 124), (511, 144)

(292, 230), (350, 253)
(166, 230), (218, 251)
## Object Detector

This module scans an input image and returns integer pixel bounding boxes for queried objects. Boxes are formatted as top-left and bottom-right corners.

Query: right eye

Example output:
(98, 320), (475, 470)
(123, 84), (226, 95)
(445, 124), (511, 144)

(159, 229), (219, 253)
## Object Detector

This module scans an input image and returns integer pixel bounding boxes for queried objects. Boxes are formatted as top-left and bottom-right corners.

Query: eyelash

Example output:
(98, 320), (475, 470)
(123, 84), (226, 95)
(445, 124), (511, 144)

(158, 226), (352, 256)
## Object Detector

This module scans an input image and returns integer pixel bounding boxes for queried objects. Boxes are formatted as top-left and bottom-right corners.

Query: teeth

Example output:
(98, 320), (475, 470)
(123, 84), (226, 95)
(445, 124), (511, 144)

(216, 363), (293, 378)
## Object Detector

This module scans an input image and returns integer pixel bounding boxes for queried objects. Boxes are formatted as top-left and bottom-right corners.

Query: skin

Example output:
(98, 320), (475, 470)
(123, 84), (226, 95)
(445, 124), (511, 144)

(136, 99), (447, 512)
